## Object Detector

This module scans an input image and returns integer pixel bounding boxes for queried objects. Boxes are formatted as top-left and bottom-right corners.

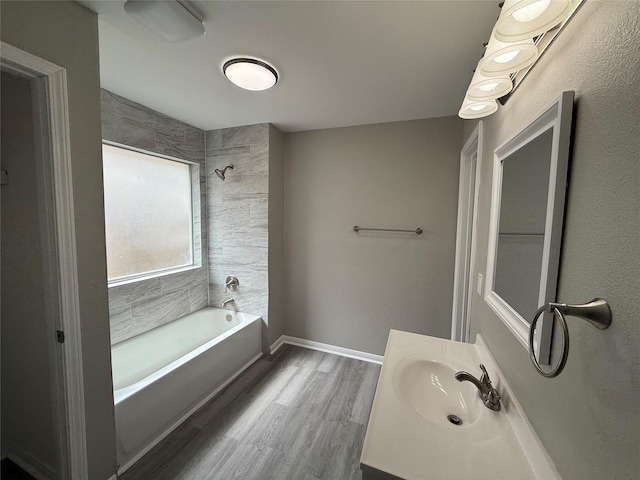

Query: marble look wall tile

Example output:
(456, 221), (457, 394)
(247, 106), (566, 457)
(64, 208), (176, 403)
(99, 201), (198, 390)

(205, 130), (222, 154)
(100, 89), (122, 140)
(210, 229), (267, 249)
(155, 131), (203, 164)
(109, 303), (132, 345)
(250, 265), (269, 292)
(110, 318), (133, 346)
(161, 267), (208, 293)
(131, 287), (191, 332)
(206, 123), (271, 319)
(101, 88), (208, 343)
(109, 279), (162, 308)
(185, 125), (206, 163)
(250, 196), (269, 229)
(250, 142), (269, 173)
(221, 124), (268, 147)
(190, 282), (209, 311)
(109, 303), (132, 325)
(207, 198), (251, 232)
(121, 97), (185, 140)
(207, 146), (251, 173)
(106, 121), (156, 151)
(210, 174), (269, 195)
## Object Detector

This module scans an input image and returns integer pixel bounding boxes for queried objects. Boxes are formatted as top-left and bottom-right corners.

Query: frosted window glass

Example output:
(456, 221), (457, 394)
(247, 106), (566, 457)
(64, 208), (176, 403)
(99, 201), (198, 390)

(103, 144), (193, 280)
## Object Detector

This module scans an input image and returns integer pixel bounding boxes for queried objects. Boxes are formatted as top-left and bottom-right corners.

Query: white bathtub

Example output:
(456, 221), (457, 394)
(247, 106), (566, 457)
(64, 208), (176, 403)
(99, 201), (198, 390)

(112, 307), (263, 471)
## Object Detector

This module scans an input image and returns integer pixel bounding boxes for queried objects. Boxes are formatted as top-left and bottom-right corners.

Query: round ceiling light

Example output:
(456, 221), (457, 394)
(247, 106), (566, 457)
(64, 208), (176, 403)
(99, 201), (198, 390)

(223, 58), (278, 91)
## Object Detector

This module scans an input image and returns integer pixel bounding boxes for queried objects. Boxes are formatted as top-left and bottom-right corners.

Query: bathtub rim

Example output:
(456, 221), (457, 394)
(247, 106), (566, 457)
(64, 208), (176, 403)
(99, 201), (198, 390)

(113, 307), (262, 404)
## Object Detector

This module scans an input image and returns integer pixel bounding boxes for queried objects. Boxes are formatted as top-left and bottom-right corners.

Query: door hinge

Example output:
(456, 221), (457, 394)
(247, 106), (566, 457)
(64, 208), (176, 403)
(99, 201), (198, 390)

(1, 170), (8, 185)
(56, 330), (65, 344)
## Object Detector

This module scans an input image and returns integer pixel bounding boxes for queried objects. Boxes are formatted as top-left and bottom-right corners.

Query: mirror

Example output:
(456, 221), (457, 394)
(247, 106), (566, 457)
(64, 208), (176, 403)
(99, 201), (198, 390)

(485, 91), (574, 364)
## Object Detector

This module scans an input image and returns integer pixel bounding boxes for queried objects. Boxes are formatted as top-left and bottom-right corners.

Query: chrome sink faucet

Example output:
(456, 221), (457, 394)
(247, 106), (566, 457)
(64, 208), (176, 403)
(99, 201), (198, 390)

(455, 364), (501, 411)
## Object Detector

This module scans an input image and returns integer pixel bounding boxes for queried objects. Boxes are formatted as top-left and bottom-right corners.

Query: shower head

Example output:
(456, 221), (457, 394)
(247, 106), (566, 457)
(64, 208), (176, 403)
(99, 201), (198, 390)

(214, 164), (234, 181)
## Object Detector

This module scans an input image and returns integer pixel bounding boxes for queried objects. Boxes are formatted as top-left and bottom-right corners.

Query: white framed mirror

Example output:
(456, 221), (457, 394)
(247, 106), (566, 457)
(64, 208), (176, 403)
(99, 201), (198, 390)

(485, 91), (574, 364)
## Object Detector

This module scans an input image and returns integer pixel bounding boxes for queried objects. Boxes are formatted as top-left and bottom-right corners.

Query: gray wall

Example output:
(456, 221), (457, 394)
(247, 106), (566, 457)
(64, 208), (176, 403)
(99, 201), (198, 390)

(284, 117), (462, 355)
(101, 89), (208, 344)
(205, 125), (271, 318)
(466, 2), (640, 479)
(1, 2), (118, 478)
(267, 125), (286, 346)
(1, 72), (56, 474)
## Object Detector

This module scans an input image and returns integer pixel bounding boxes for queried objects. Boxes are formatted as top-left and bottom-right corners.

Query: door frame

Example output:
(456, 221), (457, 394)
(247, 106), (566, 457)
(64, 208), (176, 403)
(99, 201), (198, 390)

(1, 41), (88, 479)
(451, 122), (483, 343)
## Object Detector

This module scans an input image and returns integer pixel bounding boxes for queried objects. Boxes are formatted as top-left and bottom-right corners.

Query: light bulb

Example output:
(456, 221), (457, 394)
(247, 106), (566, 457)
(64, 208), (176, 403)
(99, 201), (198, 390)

(470, 105), (487, 112)
(493, 50), (520, 64)
(512, 0), (552, 22)
(479, 82), (500, 92)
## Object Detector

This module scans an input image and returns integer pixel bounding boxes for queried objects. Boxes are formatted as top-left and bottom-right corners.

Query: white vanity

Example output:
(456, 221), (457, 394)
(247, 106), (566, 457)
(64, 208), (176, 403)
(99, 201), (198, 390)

(360, 330), (561, 480)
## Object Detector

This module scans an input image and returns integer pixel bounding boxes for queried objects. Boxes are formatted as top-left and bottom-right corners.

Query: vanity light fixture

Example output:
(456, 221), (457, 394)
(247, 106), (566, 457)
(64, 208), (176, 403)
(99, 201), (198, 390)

(468, 60), (514, 101)
(123, 0), (205, 43)
(458, 0), (583, 119)
(223, 58), (279, 91)
(480, 31), (538, 77)
(458, 97), (498, 120)
(495, 0), (573, 42)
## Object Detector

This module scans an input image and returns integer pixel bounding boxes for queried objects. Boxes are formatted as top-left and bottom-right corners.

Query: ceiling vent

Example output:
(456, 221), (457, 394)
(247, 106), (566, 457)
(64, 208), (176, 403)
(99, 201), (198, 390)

(124, 0), (206, 43)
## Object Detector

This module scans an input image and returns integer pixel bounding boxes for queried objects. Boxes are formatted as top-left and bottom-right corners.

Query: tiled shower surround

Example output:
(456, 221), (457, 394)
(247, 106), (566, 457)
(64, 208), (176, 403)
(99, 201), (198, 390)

(101, 90), (277, 344)
(101, 90), (208, 344)
(206, 125), (271, 319)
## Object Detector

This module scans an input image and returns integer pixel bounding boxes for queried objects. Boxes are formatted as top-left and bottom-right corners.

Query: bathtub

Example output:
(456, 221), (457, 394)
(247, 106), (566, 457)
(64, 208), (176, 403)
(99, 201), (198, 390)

(112, 307), (263, 471)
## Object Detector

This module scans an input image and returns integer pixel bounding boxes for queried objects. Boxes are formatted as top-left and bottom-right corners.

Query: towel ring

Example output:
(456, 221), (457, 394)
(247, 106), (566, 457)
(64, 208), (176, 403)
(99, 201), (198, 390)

(529, 299), (612, 378)
(529, 306), (569, 378)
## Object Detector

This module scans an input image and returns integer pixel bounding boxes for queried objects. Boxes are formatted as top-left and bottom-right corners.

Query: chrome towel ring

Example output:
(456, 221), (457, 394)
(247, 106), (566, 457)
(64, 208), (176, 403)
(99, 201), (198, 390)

(529, 299), (612, 378)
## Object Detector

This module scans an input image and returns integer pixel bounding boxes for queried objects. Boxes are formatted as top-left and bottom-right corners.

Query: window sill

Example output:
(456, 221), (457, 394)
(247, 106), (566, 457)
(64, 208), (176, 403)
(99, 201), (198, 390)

(108, 265), (202, 289)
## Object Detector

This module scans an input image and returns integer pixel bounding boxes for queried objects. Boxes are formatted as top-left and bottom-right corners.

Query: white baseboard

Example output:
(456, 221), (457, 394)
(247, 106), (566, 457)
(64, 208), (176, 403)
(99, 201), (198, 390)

(271, 335), (383, 365)
(6, 444), (55, 480)
(117, 352), (263, 475)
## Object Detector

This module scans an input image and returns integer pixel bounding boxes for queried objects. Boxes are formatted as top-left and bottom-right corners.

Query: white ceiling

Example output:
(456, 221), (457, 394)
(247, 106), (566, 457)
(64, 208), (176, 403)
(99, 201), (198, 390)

(79, 1), (499, 132)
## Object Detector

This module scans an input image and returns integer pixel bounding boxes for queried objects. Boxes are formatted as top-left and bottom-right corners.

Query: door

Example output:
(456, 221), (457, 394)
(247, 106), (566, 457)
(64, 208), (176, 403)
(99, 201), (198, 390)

(451, 124), (482, 343)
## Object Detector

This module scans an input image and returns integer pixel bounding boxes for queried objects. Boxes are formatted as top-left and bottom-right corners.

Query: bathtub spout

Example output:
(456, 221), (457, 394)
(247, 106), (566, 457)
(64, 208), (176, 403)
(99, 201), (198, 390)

(221, 298), (237, 310)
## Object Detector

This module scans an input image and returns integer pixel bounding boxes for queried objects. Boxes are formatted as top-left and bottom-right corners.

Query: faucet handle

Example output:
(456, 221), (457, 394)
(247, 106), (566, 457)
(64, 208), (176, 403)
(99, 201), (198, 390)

(479, 364), (492, 386)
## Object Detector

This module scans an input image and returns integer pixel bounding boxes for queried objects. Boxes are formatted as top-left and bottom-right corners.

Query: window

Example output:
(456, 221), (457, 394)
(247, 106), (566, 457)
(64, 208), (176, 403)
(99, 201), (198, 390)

(102, 143), (197, 282)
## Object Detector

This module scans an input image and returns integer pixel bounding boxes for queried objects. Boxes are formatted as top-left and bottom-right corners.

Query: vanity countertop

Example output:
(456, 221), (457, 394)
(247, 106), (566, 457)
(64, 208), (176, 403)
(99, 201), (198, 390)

(360, 330), (560, 480)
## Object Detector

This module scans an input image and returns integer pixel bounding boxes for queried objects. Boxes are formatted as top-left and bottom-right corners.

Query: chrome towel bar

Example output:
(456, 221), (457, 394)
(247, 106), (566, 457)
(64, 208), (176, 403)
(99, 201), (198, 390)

(353, 226), (423, 234)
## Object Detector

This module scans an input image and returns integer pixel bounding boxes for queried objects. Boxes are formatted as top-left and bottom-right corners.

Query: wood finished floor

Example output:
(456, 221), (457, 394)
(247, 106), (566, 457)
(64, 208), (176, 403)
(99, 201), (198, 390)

(121, 345), (381, 480)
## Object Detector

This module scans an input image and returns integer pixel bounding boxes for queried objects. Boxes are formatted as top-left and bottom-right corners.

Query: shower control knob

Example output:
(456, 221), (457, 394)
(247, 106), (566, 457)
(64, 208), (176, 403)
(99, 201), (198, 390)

(226, 276), (239, 291)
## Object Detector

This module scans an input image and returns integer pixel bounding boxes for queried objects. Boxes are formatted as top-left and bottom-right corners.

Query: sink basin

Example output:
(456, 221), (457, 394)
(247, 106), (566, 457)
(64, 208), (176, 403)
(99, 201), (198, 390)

(393, 355), (482, 428)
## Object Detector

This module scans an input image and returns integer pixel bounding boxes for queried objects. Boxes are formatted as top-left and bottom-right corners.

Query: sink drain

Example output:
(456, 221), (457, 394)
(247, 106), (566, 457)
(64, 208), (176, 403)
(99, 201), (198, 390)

(447, 414), (462, 426)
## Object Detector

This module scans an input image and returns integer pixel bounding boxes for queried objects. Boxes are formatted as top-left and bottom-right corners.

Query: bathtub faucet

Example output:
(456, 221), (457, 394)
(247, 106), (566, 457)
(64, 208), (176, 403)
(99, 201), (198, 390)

(221, 298), (236, 310)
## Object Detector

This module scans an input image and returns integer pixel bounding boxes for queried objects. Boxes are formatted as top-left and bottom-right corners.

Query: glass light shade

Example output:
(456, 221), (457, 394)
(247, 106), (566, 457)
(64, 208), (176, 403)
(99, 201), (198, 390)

(223, 58), (278, 91)
(480, 31), (538, 77)
(458, 97), (498, 119)
(495, 0), (573, 42)
(123, 0), (205, 43)
(467, 60), (513, 101)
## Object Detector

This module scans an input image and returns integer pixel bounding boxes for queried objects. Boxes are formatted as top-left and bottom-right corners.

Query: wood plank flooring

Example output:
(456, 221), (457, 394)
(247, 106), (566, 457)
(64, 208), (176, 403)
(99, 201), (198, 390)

(121, 345), (381, 480)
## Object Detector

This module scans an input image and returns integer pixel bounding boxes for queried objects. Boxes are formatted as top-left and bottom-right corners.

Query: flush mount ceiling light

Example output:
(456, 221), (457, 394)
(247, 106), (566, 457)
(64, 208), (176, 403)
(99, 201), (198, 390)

(495, 0), (573, 42)
(467, 59), (513, 101)
(480, 30), (539, 77)
(123, 0), (205, 43)
(458, 97), (498, 120)
(223, 58), (279, 91)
